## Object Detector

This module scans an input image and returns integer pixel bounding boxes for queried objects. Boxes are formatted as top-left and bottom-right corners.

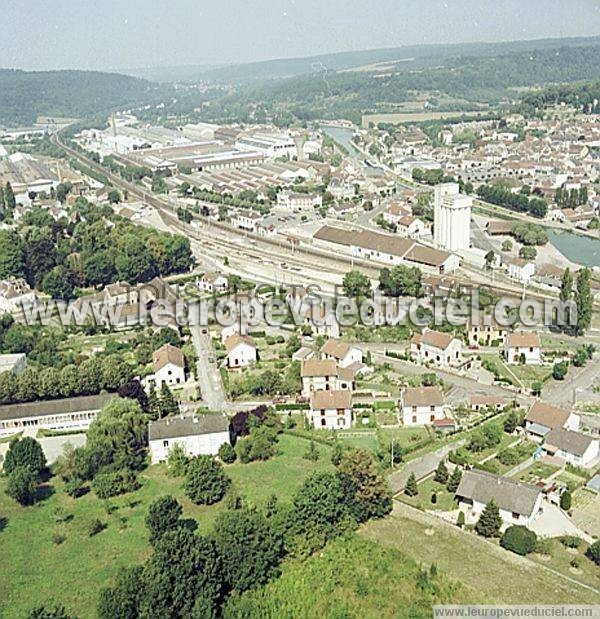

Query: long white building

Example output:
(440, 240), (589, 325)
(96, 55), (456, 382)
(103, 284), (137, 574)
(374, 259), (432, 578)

(433, 183), (472, 252)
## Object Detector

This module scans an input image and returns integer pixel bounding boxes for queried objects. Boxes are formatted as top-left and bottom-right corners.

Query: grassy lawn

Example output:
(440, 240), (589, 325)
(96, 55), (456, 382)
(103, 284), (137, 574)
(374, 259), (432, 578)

(362, 503), (600, 604)
(399, 477), (457, 512)
(571, 490), (600, 538)
(531, 538), (600, 591)
(485, 441), (536, 475)
(0, 434), (331, 618)
(336, 426), (430, 455)
(479, 354), (552, 390)
(555, 469), (589, 492)
(515, 461), (561, 484)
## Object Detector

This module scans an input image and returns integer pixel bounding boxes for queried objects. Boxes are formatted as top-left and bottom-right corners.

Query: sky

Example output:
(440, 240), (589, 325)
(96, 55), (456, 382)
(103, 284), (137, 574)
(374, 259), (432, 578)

(3, 0), (600, 72)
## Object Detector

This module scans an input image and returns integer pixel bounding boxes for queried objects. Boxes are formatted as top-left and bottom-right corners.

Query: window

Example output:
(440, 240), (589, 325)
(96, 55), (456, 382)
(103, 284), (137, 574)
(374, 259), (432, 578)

(412, 415), (417, 423)
(163, 440), (169, 447)
(430, 414), (435, 422)
(321, 418), (326, 427)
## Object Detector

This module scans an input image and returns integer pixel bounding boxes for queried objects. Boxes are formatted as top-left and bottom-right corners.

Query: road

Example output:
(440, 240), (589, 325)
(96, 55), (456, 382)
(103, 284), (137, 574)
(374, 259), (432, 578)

(542, 354), (600, 407)
(190, 324), (228, 411)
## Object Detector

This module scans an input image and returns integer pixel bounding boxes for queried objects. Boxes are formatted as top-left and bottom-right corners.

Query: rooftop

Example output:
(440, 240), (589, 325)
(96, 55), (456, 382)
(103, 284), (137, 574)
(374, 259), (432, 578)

(149, 414), (229, 441)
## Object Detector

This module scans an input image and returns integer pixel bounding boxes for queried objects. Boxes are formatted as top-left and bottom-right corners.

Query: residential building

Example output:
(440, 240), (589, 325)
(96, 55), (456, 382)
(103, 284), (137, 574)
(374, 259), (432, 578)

(320, 340), (363, 369)
(148, 414), (230, 464)
(455, 469), (543, 528)
(507, 258), (535, 284)
(0, 277), (37, 313)
(542, 428), (599, 468)
(469, 395), (507, 412)
(433, 183), (472, 252)
(504, 331), (541, 365)
(197, 272), (228, 294)
(467, 317), (508, 346)
(307, 390), (353, 430)
(225, 334), (257, 369)
(276, 191), (322, 211)
(410, 329), (462, 367)
(401, 386), (445, 425)
(153, 344), (185, 388)
(524, 401), (580, 442)
(301, 359), (354, 396)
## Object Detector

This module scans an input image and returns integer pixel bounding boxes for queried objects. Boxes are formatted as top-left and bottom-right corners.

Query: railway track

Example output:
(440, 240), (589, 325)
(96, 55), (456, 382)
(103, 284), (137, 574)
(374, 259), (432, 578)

(54, 134), (572, 305)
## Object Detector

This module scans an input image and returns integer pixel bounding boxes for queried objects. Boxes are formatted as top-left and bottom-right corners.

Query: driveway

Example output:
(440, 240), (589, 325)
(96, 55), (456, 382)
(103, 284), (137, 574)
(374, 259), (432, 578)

(531, 501), (594, 544)
(190, 325), (228, 411)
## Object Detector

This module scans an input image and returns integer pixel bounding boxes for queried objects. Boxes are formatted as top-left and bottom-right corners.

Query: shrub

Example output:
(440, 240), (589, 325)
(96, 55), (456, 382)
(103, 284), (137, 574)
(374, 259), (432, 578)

(6, 466), (38, 506)
(88, 519), (107, 536)
(560, 535), (581, 549)
(52, 533), (67, 545)
(404, 473), (418, 497)
(185, 455), (230, 505)
(559, 490), (572, 511)
(64, 479), (87, 498)
(303, 440), (319, 462)
(218, 442), (237, 464)
(586, 541), (600, 565)
(500, 525), (537, 555)
(92, 470), (140, 499)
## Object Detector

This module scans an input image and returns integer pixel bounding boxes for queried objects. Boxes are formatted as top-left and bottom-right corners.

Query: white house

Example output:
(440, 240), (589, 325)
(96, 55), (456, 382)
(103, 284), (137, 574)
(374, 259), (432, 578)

(232, 209), (262, 232)
(410, 329), (462, 367)
(148, 414), (230, 464)
(320, 340), (363, 369)
(277, 191), (322, 211)
(504, 331), (541, 365)
(303, 304), (341, 339)
(0, 277), (37, 313)
(307, 389), (353, 430)
(197, 272), (228, 294)
(524, 401), (580, 443)
(301, 359), (354, 396)
(542, 428), (599, 468)
(153, 344), (186, 388)
(507, 258), (535, 284)
(397, 215), (426, 238)
(0, 353), (27, 375)
(456, 469), (543, 529)
(401, 386), (445, 425)
(225, 334), (257, 369)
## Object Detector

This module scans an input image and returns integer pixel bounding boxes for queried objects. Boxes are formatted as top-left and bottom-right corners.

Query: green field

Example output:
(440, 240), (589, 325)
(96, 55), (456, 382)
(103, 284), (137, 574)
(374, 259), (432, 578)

(362, 503), (600, 604)
(399, 477), (458, 512)
(225, 533), (478, 618)
(0, 434), (333, 618)
(515, 461), (561, 484)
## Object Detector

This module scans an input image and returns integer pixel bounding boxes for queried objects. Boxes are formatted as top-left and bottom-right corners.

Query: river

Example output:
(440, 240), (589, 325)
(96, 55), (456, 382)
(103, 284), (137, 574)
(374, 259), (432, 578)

(546, 229), (600, 268)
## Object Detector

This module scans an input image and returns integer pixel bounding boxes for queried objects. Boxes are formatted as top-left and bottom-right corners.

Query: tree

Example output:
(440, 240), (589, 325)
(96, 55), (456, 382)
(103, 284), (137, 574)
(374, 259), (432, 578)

(560, 490), (572, 511)
(457, 510), (465, 528)
(378, 265), (422, 297)
(559, 267), (573, 303)
(552, 361), (569, 381)
(518, 245), (537, 260)
(41, 266), (75, 300)
(500, 525), (537, 555)
(159, 383), (179, 418)
(146, 384), (161, 420)
(501, 239), (513, 252)
(504, 410), (520, 434)
(141, 529), (223, 618)
(446, 467), (462, 493)
(107, 190), (122, 204)
(97, 566), (144, 619)
(5, 182), (16, 212)
(214, 507), (284, 593)
(342, 270), (371, 298)
(0, 229), (25, 278)
(433, 460), (448, 484)
(336, 449), (392, 522)
(4, 437), (46, 476)
(575, 268), (593, 335)
(145, 495), (183, 543)
(475, 499), (502, 537)
(303, 440), (319, 461)
(404, 472), (418, 497)
(586, 540), (600, 566)
(218, 442), (236, 464)
(6, 466), (38, 505)
(185, 455), (230, 505)
(285, 471), (352, 556)
(484, 250), (495, 270)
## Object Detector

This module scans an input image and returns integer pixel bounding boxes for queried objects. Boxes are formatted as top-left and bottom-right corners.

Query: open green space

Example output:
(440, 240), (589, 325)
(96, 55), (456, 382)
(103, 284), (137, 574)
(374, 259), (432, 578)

(399, 477), (458, 512)
(515, 460), (562, 484)
(0, 434), (332, 618)
(362, 504), (600, 604)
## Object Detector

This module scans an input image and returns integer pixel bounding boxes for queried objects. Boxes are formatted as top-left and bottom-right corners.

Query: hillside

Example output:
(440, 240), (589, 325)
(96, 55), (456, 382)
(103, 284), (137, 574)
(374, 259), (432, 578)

(195, 42), (600, 125)
(196, 35), (600, 84)
(0, 69), (158, 126)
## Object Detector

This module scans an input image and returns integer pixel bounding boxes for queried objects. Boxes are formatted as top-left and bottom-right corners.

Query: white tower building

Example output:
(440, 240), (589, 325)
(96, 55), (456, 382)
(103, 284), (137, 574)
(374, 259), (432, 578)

(433, 183), (472, 252)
